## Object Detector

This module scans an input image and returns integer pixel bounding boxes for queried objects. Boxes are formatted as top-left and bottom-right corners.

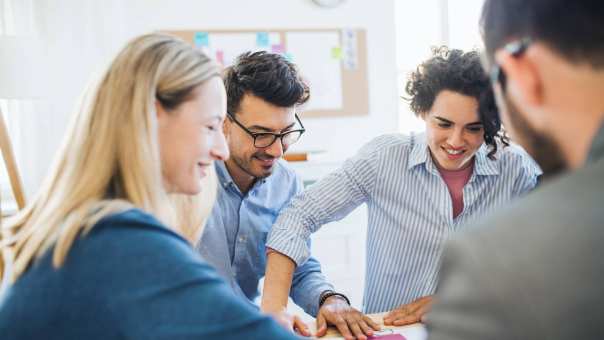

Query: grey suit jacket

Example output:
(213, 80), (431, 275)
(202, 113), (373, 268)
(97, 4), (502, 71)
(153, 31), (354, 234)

(428, 126), (604, 340)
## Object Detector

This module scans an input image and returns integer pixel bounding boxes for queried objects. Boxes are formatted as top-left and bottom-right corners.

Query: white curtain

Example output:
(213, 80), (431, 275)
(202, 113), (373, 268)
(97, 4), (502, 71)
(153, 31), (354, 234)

(1, 0), (128, 202)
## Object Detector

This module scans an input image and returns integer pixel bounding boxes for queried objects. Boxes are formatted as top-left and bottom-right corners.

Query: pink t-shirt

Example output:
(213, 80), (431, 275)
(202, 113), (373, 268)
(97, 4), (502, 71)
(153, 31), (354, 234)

(437, 162), (474, 218)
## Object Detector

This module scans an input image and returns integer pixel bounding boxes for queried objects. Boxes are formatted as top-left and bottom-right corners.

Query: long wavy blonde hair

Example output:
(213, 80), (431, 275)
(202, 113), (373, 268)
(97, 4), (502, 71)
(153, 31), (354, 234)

(0, 33), (220, 282)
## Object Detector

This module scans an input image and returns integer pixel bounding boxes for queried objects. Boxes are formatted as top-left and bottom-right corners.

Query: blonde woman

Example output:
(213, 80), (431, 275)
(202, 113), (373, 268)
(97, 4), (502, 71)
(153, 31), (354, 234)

(0, 34), (298, 340)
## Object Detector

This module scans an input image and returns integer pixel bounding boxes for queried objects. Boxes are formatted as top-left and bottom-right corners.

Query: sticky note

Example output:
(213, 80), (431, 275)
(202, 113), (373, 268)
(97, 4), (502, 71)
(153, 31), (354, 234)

(269, 32), (281, 45)
(193, 32), (209, 47)
(331, 46), (342, 59)
(283, 52), (294, 62)
(215, 50), (224, 65)
(256, 32), (269, 47)
(271, 44), (285, 54)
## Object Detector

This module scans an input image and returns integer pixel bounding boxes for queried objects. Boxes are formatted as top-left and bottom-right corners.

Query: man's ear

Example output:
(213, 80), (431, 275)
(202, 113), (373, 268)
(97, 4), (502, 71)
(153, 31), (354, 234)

(223, 116), (230, 134)
(495, 47), (544, 109)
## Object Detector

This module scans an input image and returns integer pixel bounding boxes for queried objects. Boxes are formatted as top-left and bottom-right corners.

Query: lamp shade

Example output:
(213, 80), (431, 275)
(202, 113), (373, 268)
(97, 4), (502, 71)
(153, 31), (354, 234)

(0, 35), (46, 99)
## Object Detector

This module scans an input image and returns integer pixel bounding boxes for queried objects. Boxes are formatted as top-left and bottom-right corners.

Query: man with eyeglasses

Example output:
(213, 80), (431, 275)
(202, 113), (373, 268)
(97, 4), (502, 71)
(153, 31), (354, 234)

(428, 1), (604, 339)
(197, 51), (373, 337)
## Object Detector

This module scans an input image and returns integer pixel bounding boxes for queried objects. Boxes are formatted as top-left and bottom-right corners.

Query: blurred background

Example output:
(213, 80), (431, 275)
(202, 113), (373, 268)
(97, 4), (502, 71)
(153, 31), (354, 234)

(0, 0), (484, 313)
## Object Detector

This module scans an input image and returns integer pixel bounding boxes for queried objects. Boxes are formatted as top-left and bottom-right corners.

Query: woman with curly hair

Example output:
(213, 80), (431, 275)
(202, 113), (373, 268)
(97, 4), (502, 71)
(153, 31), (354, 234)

(261, 46), (541, 338)
(406, 46), (507, 163)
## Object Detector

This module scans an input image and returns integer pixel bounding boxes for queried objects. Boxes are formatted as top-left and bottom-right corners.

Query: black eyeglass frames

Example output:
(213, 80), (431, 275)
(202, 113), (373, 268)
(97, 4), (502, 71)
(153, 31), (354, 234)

(226, 112), (306, 148)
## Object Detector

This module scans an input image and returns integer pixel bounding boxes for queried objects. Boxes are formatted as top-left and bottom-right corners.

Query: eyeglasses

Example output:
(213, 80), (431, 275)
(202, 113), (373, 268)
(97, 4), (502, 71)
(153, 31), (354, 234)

(226, 112), (306, 148)
(486, 38), (532, 91)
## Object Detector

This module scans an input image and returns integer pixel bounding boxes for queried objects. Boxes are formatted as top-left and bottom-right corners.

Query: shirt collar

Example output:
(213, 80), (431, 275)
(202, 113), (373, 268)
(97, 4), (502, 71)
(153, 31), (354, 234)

(587, 119), (604, 164)
(215, 160), (234, 189)
(473, 144), (500, 176)
(407, 133), (430, 170)
(407, 133), (499, 176)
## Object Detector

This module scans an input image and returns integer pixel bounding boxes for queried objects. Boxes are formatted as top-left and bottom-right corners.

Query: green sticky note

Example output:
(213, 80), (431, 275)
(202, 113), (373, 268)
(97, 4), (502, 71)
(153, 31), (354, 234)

(331, 46), (342, 59)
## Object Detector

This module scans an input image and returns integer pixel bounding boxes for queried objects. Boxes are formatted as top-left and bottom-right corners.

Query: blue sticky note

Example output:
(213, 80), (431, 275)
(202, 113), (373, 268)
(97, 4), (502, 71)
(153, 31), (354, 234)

(283, 52), (294, 62)
(194, 32), (209, 47)
(256, 32), (269, 47)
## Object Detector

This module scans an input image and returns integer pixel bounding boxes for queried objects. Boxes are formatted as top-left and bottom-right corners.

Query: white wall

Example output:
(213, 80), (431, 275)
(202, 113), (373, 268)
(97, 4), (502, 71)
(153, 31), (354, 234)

(394, 0), (487, 134)
(16, 0), (398, 195)
(395, 0), (443, 134)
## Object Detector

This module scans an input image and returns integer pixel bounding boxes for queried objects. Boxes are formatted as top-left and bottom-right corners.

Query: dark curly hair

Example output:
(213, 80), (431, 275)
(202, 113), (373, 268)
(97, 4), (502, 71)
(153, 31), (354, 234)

(223, 51), (310, 116)
(405, 46), (508, 159)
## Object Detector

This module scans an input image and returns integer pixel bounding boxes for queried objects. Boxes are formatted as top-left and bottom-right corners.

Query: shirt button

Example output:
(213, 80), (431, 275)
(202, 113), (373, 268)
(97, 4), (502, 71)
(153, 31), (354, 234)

(238, 235), (247, 243)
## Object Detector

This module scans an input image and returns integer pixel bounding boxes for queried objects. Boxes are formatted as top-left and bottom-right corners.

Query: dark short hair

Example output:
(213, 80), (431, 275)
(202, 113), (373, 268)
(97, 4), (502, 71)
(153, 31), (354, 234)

(223, 51), (310, 115)
(405, 46), (507, 159)
(481, 0), (604, 68)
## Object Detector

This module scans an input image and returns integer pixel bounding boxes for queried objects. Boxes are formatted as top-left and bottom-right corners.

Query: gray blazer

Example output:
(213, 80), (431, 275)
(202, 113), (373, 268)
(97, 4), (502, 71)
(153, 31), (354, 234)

(428, 126), (604, 340)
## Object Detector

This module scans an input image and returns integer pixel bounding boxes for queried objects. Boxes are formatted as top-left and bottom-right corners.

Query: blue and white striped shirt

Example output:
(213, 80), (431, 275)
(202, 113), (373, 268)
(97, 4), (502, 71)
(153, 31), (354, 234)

(266, 133), (540, 313)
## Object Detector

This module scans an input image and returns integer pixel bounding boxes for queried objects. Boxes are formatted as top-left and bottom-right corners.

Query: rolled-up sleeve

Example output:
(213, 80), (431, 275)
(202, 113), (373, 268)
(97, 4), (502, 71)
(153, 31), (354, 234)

(284, 174), (335, 316)
(266, 136), (385, 267)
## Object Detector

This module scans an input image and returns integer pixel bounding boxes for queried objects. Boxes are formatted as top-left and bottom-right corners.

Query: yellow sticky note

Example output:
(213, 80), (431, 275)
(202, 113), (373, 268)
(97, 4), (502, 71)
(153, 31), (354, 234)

(331, 46), (342, 59)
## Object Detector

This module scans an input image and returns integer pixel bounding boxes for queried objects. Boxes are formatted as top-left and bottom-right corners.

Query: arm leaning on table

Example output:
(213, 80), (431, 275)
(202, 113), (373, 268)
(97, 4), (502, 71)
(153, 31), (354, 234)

(262, 136), (394, 338)
(290, 254), (334, 316)
(262, 137), (381, 310)
(280, 169), (335, 317)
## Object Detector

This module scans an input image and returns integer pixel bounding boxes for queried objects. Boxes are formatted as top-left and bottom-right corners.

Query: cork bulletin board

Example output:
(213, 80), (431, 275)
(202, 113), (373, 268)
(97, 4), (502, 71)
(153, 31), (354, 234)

(164, 28), (369, 118)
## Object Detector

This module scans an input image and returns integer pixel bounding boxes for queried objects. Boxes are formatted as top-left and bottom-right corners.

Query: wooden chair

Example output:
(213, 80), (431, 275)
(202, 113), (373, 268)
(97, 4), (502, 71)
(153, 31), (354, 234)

(0, 106), (24, 285)
(0, 107), (26, 214)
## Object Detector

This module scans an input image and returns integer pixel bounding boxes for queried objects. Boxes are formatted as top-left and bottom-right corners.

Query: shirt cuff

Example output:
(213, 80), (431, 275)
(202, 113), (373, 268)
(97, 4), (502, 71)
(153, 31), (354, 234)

(305, 286), (334, 317)
(266, 227), (311, 266)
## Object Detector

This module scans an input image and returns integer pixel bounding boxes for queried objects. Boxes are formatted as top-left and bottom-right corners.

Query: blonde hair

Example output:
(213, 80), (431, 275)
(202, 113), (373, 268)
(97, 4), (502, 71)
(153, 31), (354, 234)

(0, 33), (220, 282)
(171, 166), (218, 245)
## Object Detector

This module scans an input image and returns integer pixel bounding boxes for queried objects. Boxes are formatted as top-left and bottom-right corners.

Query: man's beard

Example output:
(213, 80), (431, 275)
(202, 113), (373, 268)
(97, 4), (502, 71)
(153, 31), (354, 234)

(232, 151), (276, 179)
(504, 96), (567, 179)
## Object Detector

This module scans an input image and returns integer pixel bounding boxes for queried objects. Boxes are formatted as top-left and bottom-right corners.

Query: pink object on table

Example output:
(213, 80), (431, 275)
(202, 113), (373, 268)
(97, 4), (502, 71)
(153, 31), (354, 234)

(368, 334), (406, 340)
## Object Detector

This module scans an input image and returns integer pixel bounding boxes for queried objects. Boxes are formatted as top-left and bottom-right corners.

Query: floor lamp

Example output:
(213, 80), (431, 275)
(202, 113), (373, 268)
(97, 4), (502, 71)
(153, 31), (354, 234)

(0, 35), (43, 216)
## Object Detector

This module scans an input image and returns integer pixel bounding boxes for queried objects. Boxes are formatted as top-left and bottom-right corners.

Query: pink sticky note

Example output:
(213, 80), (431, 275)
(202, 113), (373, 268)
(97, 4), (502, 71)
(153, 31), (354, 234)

(368, 334), (406, 340)
(271, 43), (285, 54)
(215, 50), (224, 65)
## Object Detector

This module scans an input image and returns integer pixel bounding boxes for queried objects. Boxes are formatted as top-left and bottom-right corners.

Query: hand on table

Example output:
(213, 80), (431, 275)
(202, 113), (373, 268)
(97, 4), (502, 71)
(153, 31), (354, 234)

(268, 310), (311, 337)
(316, 296), (381, 340)
(383, 295), (433, 326)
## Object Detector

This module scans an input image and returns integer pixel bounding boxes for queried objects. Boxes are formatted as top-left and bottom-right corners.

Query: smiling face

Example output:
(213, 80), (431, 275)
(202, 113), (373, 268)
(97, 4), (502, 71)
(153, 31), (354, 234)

(424, 90), (485, 171)
(224, 94), (298, 182)
(157, 77), (229, 195)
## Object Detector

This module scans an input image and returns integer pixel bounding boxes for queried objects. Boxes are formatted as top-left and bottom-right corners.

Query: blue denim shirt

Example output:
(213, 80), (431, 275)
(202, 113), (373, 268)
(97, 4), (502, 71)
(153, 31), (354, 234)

(198, 160), (333, 316)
